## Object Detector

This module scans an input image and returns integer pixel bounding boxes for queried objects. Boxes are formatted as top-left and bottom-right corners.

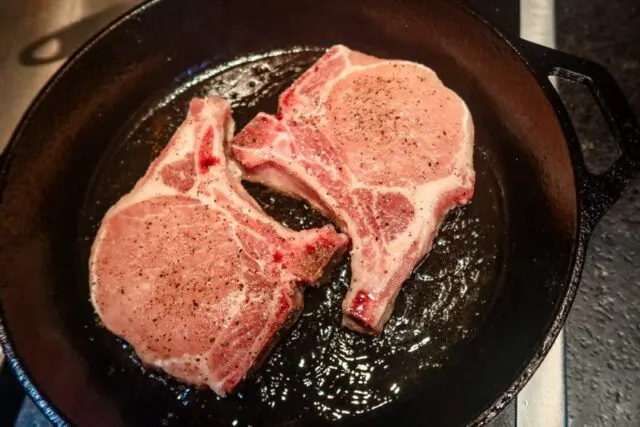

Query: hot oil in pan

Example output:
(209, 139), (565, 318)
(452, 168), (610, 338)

(79, 49), (505, 425)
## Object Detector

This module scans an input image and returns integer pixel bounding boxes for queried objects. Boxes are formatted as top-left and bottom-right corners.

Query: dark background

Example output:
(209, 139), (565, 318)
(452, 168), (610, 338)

(557, 1), (639, 424)
(474, 1), (640, 424)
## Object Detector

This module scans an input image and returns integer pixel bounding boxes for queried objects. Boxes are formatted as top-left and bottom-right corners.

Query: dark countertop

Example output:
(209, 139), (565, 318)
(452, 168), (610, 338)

(557, 1), (640, 425)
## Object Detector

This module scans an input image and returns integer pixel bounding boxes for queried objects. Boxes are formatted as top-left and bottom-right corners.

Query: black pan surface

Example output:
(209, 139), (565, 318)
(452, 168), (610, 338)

(77, 48), (505, 426)
(1, 0), (638, 426)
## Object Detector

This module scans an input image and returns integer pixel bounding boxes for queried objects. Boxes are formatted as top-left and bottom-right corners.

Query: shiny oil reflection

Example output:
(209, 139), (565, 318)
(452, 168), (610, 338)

(83, 49), (505, 425)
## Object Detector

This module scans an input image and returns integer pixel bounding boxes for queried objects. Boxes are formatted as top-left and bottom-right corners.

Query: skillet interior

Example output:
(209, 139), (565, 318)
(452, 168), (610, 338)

(0, 0), (577, 426)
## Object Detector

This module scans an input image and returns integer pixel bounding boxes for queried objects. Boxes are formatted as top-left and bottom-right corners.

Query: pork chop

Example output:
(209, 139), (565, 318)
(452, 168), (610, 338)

(232, 45), (475, 334)
(89, 96), (348, 396)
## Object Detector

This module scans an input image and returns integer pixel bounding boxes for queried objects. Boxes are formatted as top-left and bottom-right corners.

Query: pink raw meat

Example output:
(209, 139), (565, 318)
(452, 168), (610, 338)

(232, 45), (475, 334)
(89, 97), (348, 395)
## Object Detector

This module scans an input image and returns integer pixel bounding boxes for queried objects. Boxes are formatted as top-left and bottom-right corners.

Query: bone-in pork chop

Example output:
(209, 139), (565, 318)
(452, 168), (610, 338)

(89, 97), (348, 396)
(232, 45), (475, 334)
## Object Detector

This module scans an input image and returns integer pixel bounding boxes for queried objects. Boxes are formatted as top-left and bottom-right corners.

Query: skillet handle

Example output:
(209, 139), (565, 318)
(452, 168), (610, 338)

(516, 39), (640, 228)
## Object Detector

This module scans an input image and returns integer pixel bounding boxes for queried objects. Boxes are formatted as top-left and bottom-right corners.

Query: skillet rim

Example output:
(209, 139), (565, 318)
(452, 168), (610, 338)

(0, 0), (588, 425)
(0, 3), (166, 425)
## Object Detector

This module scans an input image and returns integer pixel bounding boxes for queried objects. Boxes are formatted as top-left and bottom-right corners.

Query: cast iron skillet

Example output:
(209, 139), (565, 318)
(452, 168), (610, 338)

(1, 0), (639, 426)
